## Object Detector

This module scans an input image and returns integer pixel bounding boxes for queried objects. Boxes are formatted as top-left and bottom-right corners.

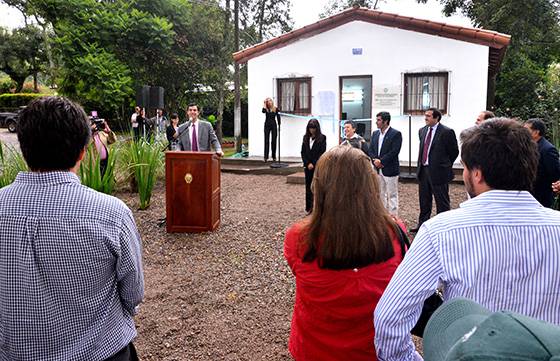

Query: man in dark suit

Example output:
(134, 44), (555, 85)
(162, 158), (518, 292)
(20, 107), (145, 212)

(414, 108), (459, 231)
(524, 118), (560, 208)
(369, 111), (402, 215)
(178, 104), (223, 156)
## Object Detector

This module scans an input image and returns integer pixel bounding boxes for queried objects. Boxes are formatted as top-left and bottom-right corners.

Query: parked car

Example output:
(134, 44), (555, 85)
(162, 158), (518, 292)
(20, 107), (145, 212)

(0, 110), (20, 133)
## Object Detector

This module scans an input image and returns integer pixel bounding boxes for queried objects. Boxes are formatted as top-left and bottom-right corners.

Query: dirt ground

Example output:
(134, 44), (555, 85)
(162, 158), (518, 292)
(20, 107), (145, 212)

(119, 174), (467, 360)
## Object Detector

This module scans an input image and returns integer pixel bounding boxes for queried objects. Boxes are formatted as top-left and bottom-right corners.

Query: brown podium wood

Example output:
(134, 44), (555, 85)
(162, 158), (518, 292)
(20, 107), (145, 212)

(165, 151), (221, 233)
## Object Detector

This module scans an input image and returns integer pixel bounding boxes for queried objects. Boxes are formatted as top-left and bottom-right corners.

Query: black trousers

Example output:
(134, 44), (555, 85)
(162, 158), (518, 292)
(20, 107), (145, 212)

(417, 166), (450, 227)
(104, 342), (138, 361)
(304, 167), (315, 212)
(100, 158), (108, 178)
(264, 122), (277, 160)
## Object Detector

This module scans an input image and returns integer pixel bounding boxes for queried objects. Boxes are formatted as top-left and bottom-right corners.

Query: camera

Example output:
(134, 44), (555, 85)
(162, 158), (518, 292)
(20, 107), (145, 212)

(91, 118), (105, 132)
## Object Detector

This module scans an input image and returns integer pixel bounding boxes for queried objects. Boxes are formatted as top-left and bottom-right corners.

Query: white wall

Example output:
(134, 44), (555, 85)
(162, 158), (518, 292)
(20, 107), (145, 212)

(247, 20), (489, 163)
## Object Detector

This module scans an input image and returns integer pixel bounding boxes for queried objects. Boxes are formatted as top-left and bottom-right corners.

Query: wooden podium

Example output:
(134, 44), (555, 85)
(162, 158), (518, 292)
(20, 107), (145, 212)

(165, 151), (221, 233)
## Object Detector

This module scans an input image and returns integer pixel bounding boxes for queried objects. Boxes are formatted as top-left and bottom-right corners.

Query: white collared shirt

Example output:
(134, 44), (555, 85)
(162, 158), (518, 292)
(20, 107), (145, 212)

(423, 122), (439, 166)
(378, 125), (391, 155)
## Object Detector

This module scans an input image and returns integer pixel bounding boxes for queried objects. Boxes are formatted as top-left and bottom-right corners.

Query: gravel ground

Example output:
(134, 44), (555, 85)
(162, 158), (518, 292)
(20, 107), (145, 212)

(117, 174), (467, 360)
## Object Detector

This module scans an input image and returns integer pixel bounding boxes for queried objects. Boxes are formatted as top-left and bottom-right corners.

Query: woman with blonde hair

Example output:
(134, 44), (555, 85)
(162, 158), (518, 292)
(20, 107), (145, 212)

(262, 97), (281, 162)
(284, 145), (406, 361)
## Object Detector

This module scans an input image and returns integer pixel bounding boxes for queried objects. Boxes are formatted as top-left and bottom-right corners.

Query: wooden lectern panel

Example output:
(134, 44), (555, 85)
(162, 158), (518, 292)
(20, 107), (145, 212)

(165, 151), (220, 233)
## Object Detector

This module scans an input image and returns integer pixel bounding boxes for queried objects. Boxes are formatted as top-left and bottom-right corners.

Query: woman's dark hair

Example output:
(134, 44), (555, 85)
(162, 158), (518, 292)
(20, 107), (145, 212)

(17, 96), (91, 171)
(303, 118), (323, 143)
(461, 118), (538, 191)
(300, 146), (396, 269)
(170, 113), (179, 120)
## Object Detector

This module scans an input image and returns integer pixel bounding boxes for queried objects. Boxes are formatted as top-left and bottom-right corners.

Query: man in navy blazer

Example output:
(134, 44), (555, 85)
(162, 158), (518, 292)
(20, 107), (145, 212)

(369, 111), (402, 215)
(524, 118), (560, 208)
(414, 108), (459, 231)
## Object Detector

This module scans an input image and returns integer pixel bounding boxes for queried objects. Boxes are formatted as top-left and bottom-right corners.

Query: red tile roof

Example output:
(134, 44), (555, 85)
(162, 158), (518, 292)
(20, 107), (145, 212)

(233, 7), (511, 75)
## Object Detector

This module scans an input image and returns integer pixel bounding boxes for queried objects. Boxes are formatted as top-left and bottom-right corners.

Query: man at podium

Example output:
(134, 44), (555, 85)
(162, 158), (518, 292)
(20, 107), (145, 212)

(178, 103), (223, 156)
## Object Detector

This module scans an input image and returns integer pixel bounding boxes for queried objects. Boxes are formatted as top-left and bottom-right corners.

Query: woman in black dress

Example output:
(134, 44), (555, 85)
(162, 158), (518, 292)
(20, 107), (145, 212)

(301, 118), (326, 213)
(262, 97), (281, 162)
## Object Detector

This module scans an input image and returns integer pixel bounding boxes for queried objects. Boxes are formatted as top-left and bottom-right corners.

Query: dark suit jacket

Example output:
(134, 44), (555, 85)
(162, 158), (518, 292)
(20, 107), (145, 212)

(417, 123), (459, 185)
(301, 134), (326, 167)
(178, 120), (222, 152)
(368, 127), (402, 177)
(532, 137), (560, 207)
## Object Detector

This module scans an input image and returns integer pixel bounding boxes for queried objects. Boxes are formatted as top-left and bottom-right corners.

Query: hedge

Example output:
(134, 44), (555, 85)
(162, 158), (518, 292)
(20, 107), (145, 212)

(0, 93), (44, 109)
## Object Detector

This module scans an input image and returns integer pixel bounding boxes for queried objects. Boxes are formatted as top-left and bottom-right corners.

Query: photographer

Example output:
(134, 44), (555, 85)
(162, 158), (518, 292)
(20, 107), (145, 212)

(91, 116), (116, 177)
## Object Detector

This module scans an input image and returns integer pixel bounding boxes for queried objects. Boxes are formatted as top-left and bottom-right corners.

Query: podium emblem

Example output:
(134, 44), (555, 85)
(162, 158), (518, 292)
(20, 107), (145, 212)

(184, 173), (193, 184)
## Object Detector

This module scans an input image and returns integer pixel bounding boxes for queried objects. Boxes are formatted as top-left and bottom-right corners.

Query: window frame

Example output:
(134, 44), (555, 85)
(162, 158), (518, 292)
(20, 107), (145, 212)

(403, 72), (449, 115)
(276, 77), (312, 115)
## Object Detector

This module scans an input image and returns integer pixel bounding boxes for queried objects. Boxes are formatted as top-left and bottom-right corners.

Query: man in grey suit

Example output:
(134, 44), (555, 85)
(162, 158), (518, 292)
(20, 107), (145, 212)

(178, 104), (223, 156)
(413, 107), (459, 232)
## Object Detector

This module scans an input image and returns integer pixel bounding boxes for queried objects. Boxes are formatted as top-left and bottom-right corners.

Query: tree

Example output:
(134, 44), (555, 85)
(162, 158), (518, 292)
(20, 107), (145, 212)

(319, 0), (382, 18)
(417, 0), (560, 117)
(238, 0), (293, 45)
(0, 25), (47, 92)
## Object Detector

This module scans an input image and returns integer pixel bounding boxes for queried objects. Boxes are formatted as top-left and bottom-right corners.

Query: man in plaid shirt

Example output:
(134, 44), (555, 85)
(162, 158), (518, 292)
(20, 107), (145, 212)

(0, 96), (144, 361)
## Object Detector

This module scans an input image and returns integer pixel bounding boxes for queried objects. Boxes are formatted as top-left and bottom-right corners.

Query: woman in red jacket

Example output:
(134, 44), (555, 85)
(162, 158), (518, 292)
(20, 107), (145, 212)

(284, 145), (405, 361)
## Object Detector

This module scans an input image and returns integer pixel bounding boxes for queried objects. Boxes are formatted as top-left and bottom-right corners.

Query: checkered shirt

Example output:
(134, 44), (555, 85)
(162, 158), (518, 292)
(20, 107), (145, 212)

(0, 172), (144, 361)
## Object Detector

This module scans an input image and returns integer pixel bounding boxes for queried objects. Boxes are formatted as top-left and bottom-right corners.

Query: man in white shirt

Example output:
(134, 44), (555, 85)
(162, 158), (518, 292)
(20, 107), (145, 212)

(374, 118), (560, 361)
(178, 103), (223, 156)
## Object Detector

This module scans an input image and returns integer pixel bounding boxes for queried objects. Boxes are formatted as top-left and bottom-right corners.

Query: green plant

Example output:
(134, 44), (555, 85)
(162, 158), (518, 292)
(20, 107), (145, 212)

(0, 77), (16, 94)
(0, 141), (28, 188)
(0, 93), (43, 109)
(78, 143), (117, 194)
(127, 138), (164, 209)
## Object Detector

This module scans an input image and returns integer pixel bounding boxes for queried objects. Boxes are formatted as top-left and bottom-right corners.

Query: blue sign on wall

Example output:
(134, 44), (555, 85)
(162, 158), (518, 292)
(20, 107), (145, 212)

(352, 48), (363, 55)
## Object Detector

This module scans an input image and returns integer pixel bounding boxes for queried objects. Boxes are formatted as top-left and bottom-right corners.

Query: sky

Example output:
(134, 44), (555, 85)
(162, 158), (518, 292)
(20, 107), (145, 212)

(0, 0), (472, 30)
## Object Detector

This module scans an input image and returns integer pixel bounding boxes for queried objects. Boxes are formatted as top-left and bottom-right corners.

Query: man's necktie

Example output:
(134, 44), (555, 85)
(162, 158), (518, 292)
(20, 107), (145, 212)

(422, 126), (432, 165)
(191, 124), (198, 151)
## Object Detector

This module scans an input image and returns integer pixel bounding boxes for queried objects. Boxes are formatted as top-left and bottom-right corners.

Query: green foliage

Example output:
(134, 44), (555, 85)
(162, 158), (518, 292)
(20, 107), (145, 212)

(0, 141), (28, 188)
(0, 93), (43, 109)
(0, 25), (48, 92)
(0, 76), (16, 94)
(125, 138), (164, 210)
(239, 0), (294, 44)
(78, 143), (117, 194)
(320, 0), (380, 18)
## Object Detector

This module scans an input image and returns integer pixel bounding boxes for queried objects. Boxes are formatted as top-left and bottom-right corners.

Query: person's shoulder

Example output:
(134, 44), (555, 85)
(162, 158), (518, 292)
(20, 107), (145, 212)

(389, 127), (401, 136)
(78, 186), (133, 223)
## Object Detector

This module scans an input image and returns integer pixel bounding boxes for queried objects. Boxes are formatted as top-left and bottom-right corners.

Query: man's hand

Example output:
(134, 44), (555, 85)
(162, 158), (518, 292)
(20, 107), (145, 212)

(307, 163), (314, 170)
(104, 121), (111, 133)
(216, 150), (224, 157)
(552, 180), (560, 194)
(373, 158), (383, 168)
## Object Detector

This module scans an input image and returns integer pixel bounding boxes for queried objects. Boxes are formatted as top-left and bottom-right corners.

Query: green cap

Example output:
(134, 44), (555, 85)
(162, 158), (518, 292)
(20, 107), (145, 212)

(423, 298), (560, 361)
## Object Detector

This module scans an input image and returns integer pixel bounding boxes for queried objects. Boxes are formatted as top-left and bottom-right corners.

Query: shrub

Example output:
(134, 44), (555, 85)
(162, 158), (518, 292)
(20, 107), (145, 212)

(0, 77), (16, 94)
(0, 93), (43, 109)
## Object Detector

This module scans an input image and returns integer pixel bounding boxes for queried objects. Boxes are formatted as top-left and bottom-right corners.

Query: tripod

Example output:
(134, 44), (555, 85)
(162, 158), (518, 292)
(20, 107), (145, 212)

(270, 121), (288, 168)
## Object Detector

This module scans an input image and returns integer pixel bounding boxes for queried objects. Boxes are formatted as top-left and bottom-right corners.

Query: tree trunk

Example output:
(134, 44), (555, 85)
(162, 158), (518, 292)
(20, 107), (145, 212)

(234, 0), (242, 153)
(216, 85), (224, 142)
(33, 72), (38, 92)
(257, 0), (266, 43)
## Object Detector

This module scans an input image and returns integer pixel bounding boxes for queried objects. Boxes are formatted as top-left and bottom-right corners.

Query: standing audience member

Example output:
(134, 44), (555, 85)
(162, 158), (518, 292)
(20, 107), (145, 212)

(178, 103), (223, 156)
(131, 106), (143, 141)
(342, 120), (368, 153)
(262, 97), (281, 162)
(166, 113), (180, 150)
(154, 109), (167, 135)
(375, 118), (560, 361)
(300, 118), (326, 214)
(91, 117), (116, 177)
(0, 96), (144, 361)
(369, 111), (402, 216)
(412, 108), (459, 232)
(285, 146), (405, 361)
(475, 110), (495, 126)
(524, 118), (560, 208)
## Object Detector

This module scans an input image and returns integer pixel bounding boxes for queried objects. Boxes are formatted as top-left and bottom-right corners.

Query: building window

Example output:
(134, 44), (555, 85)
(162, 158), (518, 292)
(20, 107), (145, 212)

(277, 78), (312, 115)
(404, 72), (448, 114)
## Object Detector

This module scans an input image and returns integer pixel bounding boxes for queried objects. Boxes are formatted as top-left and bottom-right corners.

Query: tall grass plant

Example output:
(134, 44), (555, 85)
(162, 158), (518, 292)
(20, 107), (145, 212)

(78, 143), (117, 194)
(0, 141), (28, 188)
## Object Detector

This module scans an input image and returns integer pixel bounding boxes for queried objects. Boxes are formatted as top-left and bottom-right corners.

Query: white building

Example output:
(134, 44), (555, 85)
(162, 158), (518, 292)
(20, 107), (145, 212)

(233, 7), (510, 165)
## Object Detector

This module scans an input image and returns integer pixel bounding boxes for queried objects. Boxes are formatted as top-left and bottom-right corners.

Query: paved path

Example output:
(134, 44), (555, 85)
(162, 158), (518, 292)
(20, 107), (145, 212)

(0, 129), (18, 149)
